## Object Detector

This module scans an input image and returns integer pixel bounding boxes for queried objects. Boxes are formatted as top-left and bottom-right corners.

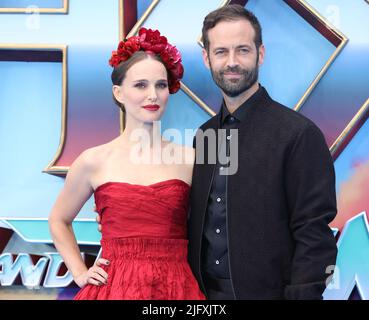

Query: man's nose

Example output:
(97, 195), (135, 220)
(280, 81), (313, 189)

(226, 51), (238, 68)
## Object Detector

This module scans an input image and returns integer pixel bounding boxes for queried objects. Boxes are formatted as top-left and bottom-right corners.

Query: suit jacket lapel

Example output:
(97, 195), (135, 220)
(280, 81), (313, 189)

(193, 112), (221, 218)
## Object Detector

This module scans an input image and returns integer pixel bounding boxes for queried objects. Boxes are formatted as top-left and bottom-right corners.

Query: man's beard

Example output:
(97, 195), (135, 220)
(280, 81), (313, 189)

(209, 59), (259, 98)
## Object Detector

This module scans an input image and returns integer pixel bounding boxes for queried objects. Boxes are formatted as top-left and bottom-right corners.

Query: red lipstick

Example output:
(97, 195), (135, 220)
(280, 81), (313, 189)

(143, 104), (160, 111)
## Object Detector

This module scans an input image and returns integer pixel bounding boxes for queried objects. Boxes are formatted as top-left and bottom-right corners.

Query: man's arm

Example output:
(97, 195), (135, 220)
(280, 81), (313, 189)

(284, 123), (337, 300)
(187, 133), (197, 223)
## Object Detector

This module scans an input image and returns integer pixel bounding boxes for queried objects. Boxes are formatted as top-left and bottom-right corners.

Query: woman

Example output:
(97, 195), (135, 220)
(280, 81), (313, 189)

(48, 28), (205, 300)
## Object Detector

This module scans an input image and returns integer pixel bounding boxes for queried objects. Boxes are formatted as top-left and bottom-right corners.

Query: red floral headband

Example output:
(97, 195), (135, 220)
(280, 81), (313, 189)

(109, 27), (184, 94)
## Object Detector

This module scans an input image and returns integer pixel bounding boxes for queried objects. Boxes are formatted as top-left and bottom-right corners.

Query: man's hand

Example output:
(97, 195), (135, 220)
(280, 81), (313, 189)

(94, 205), (102, 233)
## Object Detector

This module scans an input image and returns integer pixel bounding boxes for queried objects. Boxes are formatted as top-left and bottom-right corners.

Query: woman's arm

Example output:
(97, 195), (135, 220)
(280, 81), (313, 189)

(48, 150), (108, 288)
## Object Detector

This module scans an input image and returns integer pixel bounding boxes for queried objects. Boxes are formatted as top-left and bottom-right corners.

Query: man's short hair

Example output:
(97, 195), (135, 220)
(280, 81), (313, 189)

(202, 4), (263, 52)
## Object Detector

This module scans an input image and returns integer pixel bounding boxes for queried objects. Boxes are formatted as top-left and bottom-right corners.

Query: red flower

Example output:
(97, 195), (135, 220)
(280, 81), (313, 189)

(109, 51), (123, 67)
(117, 41), (125, 54)
(121, 36), (140, 54)
(109, 28), (184, 94)
(160, 44), (181, 68)
(109, 37), (141, 67)
(169, 61), (184, 80)
(160, 44), (184, 83)
(139, 28), (168, 53)
(168, 79), (181, 94)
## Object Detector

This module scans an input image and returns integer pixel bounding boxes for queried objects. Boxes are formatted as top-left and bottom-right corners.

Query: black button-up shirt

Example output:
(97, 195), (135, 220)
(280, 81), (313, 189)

(201, 85), (264, 280)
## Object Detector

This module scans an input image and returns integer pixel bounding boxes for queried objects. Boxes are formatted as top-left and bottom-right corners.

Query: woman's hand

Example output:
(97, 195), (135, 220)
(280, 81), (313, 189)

(74, 258), (110, 288)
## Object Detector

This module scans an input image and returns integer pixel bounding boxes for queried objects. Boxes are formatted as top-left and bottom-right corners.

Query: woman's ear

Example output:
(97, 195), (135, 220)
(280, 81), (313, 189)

(112, 85), (124, 105)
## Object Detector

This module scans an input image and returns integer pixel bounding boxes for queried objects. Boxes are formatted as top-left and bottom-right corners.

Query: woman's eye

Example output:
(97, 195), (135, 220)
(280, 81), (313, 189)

(135, 83), (146, 88)
(157, 83), (168, 89)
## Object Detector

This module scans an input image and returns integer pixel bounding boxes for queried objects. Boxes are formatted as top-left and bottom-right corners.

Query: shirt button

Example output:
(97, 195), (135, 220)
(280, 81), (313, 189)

(215, 260), (220, 265)
(220, 166), (224, 171)
(216, 228), (221, 234)
(227, 135), (232, 140)
(216, 197), (222, 203)
(229, 117), (235, 122)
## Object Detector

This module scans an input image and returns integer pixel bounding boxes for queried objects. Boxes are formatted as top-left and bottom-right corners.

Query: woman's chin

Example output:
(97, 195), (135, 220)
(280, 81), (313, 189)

(143, 113), (164, 123)
(142, 116), (162, 124)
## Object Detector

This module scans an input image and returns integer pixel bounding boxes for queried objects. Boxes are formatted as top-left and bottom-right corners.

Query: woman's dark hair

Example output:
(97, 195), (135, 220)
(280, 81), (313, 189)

(111, 51), (167, 112)
(202, 4), (263, 52)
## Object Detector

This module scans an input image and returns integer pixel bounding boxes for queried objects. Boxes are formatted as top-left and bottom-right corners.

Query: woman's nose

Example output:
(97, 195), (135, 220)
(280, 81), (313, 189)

(148, 86), (158, 102)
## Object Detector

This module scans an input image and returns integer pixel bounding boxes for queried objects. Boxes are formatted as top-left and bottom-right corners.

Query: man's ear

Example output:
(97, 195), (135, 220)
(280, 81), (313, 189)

(202, 48), (211, 70)
(112, 85), (124, 104)
(258, 44), (265, 67)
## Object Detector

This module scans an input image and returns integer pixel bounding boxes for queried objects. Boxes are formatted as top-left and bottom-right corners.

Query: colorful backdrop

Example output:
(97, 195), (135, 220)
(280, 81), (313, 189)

(0, 0), (368, 300)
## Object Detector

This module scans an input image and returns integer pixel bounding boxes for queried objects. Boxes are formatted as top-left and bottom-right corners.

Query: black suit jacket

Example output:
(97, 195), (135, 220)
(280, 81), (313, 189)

(188, 87), (338, 300)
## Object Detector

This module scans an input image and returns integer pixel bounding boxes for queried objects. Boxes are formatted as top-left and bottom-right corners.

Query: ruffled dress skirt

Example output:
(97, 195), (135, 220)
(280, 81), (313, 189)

(73, 237), (205, 300)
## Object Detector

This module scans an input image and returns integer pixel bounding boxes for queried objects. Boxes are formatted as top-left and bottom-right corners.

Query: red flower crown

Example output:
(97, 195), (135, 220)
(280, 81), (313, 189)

(109, 28), (184, 94)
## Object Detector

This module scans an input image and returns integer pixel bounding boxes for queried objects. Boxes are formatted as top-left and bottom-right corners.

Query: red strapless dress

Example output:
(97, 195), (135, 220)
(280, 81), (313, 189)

(73, 179), (205, 300)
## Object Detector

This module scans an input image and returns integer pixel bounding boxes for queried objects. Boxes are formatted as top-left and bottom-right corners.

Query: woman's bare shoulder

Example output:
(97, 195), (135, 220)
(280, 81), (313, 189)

(71, 143), (111, 173)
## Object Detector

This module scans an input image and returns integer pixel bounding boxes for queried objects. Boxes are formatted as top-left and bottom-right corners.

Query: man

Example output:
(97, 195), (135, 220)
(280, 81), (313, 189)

(95, 4), (337, 300)
(187, 4), (337, 300)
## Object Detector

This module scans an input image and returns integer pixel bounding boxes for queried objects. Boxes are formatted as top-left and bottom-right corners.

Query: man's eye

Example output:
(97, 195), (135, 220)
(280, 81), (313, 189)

(239, 48), (250, 54)
(215, 51), (225, 55)
(135, 83), (146, 88)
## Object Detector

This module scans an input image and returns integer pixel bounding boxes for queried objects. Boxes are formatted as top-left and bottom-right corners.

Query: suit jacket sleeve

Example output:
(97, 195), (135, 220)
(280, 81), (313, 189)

(187, 133), (197, 223)
(284, 124), (338, 300)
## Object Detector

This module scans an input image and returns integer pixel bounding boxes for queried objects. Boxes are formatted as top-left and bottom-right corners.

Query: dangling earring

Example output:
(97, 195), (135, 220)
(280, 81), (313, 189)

(119, 103), (126, 130)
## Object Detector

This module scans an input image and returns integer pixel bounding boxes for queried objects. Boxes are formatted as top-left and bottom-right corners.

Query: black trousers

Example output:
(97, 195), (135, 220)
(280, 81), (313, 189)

(203, 276), (235, 300)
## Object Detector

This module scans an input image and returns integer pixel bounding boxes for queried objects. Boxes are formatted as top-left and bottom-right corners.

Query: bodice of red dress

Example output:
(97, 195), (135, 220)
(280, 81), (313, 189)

(94, 179), (190, 240)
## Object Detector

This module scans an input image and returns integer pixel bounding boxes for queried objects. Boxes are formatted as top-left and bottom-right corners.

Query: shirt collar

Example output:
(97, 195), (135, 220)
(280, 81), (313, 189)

(221, 84), (264, 124)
